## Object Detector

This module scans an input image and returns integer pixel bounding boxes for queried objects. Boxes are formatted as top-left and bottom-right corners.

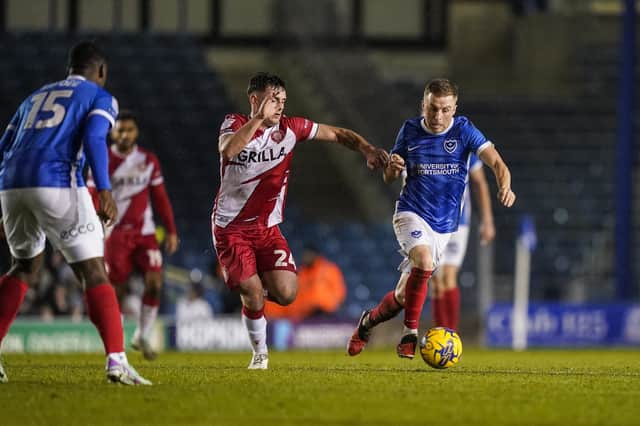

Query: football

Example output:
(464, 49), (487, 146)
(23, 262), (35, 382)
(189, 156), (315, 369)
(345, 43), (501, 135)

(419, 327), (463, 369)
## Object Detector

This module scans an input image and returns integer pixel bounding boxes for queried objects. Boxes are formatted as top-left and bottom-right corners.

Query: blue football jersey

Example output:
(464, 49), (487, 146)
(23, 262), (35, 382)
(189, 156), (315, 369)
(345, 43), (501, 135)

(392, 116), (492, 233)
(0, 75), (118, 190)
(459, 154), (483, 227)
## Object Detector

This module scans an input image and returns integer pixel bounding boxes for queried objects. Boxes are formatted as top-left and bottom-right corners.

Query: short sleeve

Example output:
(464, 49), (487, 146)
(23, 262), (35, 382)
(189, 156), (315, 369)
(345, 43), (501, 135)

(219, 113), (245, 136)
(88, 90), (119, 127)
(390, 122), (408, 159)
(286, 117), (318, 142)
(463, 120), (492, 154)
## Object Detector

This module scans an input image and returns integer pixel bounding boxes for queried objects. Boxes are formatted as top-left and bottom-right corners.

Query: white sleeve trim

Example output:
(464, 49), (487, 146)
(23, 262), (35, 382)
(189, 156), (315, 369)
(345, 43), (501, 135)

(470, 160), (483, 172)
(6, 124), (16, 131)
(306, 122), (319, 141)
(151, 177), (164, 186)
(88, 109), (115, 127)
(476, 141), (493, 155)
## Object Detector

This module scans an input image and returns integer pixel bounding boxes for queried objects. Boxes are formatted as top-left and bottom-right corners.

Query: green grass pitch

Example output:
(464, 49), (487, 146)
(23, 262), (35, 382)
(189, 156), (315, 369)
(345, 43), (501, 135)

(1, 349), (639, 425)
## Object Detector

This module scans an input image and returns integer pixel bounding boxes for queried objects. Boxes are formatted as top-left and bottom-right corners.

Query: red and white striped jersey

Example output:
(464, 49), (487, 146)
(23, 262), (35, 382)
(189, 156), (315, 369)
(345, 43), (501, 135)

(212, 113), (318, 228)
(89, 145), (176, 236)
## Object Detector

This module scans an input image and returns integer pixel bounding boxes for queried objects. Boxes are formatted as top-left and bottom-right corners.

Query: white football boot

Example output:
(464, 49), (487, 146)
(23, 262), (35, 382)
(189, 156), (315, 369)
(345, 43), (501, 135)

(247, 352), (269, 370)
(105, 355), (152, 385)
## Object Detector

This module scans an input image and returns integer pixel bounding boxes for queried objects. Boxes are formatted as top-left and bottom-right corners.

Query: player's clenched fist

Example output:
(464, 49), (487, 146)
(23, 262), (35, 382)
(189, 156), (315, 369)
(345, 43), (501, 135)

(388, 153), (405, 172)
(497, 187), (516, 207)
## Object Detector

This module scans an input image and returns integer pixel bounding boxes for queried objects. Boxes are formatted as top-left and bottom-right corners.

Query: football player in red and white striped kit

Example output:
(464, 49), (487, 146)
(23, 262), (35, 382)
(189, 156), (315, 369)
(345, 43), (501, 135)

(90, 110), (178, 360)
(212, 72), (389, 369)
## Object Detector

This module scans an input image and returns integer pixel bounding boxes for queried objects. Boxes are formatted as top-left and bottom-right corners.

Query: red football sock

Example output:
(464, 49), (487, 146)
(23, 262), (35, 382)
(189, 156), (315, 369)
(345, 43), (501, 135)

(444, 287), (461, 331)
(242, 305), (264, 320)
(142, 294), (161, 307)
(368, 290), (403, 327)
(403, 268), (432, 330)
(431, 295), (448, 327)
(85, 283), (124, 354)
(0, 275), (29, 342)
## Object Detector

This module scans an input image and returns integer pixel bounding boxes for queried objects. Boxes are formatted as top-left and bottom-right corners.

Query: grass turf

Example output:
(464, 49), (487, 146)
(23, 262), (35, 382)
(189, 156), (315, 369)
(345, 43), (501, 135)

(1, 349), (639, 426)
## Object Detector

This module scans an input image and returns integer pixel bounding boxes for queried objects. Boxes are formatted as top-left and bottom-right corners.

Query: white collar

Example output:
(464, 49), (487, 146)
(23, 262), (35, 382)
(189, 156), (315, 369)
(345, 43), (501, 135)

(67, 74), (87, 80)
(421, 117), (454, 135)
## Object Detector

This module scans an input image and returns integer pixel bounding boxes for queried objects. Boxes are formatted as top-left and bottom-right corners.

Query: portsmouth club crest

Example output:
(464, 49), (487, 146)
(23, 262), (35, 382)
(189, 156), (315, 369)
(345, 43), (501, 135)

(443, 138), (457, 153)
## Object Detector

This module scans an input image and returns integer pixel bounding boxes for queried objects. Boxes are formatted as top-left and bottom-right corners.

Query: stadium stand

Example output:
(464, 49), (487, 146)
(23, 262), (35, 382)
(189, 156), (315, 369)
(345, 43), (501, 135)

(1, 19), (637, 319)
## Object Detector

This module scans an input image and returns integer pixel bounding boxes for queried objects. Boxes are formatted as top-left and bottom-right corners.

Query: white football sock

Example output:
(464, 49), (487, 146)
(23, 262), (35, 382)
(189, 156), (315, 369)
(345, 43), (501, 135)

(138, 303), (159, 341)
(402, 326), (418, 336)
(107, 352), (128, 364)
(242, 313), (268, 354)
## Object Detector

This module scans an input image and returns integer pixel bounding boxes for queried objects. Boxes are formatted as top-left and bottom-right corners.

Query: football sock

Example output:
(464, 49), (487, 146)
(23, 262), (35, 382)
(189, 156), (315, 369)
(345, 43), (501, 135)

(366, 291), (403, 328)
(0, 275), (28, 343)
(107, 352), (129, 365)
(242, 306), (267, 354)
(85, 283), (124, 354)
(431, 295), (448, 327)
(403, 268), (432, 330)
(402, 325), (418, 336)
(137, 295), (160, 341)
(444, 287), (461, 331)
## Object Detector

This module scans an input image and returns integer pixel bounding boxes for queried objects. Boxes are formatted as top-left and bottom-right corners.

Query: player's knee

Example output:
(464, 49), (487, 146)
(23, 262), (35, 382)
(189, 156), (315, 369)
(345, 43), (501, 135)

(409, 246), (434, 271)
(145, 274), (163, 294)
(9, 257), (43, 285)
(72, 259), (109, 287)
(272, 286), (297, 306)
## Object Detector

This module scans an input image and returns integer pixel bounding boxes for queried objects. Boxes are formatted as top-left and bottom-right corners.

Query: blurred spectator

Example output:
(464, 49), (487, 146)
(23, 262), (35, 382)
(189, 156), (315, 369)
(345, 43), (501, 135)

(38, 250), (83, 322)
(265, 246), (346, 321)
(176, 281), (214, 323)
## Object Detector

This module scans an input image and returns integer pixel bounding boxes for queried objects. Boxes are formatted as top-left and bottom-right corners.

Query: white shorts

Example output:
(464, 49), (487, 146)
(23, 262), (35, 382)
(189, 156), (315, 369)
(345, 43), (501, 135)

(0, 187), (104, 263)
(393, 210), (452, 273)
(440, 224), (470, 268)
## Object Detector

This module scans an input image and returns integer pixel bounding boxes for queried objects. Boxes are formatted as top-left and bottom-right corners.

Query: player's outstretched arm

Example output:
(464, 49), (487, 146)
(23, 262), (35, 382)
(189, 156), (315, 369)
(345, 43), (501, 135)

(313, 124), (389, 170)
(470, 166), (496, 244)
(219, 92), (280, 160)
(383, 153), (405, 184)
(479, 146), (516, 208)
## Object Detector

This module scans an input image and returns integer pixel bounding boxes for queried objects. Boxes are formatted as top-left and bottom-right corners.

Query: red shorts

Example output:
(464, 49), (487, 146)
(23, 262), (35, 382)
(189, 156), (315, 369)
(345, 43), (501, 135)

(212, 223), (296, 289)
(105, 231), (162, 284)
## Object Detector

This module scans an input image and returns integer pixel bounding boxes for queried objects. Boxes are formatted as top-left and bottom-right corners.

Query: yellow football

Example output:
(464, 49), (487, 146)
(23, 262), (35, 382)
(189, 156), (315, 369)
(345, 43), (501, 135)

(419, 327), (463, 369)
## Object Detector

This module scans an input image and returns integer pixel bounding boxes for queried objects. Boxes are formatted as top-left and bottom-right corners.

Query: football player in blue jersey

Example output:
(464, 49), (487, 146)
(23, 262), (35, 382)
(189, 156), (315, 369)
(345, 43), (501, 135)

(0, 41), (150, 385)
(348, 78), (515, 358)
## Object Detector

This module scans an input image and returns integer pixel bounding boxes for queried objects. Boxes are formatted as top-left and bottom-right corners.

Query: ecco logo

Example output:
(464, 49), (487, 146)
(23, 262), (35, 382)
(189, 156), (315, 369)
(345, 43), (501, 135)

(60, 223), (96, 240)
